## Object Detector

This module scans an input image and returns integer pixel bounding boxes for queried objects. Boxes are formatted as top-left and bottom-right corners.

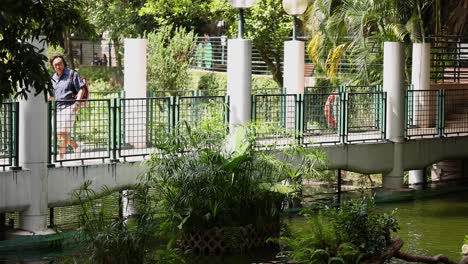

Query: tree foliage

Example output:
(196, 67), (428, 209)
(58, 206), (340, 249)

(0, 0), (92, 100)
(139, 0), (225, 34)
(81, 0), (150, 41)
(245, 0), (292, 87)
(140, 0), (293, 87)
(146, 26), (195, 93)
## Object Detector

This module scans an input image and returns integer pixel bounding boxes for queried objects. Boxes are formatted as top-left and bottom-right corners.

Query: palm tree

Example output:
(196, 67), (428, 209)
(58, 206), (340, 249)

(304, 0), (434, 85)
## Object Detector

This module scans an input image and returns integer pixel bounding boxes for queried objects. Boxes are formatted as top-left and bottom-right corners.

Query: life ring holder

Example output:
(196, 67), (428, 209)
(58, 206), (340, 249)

(324, 94), (337, 128)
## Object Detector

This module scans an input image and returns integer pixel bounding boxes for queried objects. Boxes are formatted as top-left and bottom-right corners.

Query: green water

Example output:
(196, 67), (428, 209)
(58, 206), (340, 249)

(1, 191), (467, 263)
(381, 191), (468, 261)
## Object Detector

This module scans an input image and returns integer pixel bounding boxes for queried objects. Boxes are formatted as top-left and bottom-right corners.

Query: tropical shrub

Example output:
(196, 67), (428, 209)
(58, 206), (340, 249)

(280, 197), (399, 263)
(72, 181), (183, 264)
(141, 119), (325, 236)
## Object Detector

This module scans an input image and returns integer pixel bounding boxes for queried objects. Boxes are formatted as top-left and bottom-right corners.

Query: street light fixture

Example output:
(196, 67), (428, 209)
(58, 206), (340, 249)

(229, 0), (256, 39)
(282, 0), (308, 40)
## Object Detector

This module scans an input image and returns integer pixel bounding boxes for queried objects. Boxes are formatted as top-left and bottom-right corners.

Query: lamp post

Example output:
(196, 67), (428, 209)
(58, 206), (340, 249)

(282, 0), (308, 131)
(282, 0), (308, 95)
(229, 0), (256, 39)
(227, 0), (256, 131)
(282, 0), (308, 40)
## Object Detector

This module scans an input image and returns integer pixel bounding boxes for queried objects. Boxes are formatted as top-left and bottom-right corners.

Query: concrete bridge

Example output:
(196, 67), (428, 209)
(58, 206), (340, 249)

(1, 40), (468, 234)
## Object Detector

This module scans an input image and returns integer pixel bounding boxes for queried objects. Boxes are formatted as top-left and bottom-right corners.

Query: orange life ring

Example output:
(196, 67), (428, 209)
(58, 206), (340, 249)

(324, 94), (337, 127)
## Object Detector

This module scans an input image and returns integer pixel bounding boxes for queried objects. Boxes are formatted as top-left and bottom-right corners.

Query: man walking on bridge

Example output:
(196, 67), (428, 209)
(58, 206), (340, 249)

(49, 54), (85, 159)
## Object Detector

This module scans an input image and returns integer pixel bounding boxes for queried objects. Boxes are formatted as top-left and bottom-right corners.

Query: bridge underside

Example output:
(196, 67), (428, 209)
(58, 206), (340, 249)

(2, 136), (468, 212)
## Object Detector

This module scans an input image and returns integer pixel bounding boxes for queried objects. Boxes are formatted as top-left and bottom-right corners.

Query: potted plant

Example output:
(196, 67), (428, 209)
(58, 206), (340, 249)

(140, 119), (325, 255)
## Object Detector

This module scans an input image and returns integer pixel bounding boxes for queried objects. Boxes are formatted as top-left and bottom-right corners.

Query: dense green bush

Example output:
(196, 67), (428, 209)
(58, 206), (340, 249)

(147, 26), (195, 92)
(76, 66), (123, 89)
(281, 197), (399, 263)
(190, 70), (279, 92)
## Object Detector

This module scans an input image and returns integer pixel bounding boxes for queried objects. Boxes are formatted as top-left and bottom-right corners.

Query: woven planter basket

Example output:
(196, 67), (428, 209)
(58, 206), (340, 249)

(180, 222), (280, 255)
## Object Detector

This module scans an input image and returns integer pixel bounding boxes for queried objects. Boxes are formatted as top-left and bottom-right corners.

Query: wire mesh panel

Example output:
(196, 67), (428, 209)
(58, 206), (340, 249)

(52, 99), (111, 163)
(302, 93), (341, 145)
(176, 96), (228, 133)
(405, 90), (439, 139)
(49, 192), (120, 230)
(346, 92), (386, 142)
(116, 98), (158, 157)
(119, 98), (171, 157)
(252, 94), (297, 147)
(443, 89), (468, 136)
(0, 102), (14, 168)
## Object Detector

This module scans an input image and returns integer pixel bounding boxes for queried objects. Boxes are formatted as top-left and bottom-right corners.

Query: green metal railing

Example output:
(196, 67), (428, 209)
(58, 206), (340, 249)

(47, 91), (388, 164)
(346, 92), (386, 142)
(49, 100), (111, 164)
(41, 87), (468, 164)
(253, 90), (387, 147)
(1, 102), (19, 169)
(252, 94), (298, 147)
(405, 88), (468, 139)
(117, 96), (229, 159)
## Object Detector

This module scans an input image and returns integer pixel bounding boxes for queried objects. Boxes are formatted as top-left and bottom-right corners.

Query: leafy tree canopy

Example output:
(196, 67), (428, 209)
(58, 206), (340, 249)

(139, 0), (226, 34)
(139, 0), (293, 87)
(0, 0), (93, 100)
(81, 0), (152, 41)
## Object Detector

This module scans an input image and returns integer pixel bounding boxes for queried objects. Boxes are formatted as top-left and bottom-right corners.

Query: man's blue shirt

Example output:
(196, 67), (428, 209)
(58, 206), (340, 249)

(52, 68), (84, 107)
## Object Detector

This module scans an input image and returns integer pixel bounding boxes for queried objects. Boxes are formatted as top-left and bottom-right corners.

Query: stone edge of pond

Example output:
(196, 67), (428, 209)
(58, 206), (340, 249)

(374, 184), (468, 203)
(0, 230), (77, 252)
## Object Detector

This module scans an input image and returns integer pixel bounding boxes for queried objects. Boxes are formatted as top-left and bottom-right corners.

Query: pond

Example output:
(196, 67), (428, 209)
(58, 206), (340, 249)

(1, 189), (467, 263)
(383, 190), (468, 262)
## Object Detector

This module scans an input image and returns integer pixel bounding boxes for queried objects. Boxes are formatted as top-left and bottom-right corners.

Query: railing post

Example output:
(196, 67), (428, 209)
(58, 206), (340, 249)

(295, 94), (304, 145)
(437, 89), (445, 137)
(382, 92), (387, 140)
(46, 102), (54, 168)
(224, 95), (230, 126)
(147, 98), (153, 146)
(339, 86), (346, 144)
(251, 95), (257, 121)
(52, 102), (58, 164)
(170, 96), (179, 134)
(110, 98), (119, 162)
(10, 102), (21, 170)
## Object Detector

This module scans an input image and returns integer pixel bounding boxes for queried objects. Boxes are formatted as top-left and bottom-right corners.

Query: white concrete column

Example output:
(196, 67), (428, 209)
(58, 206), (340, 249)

(383, 142), (405, 189)
(227, 39), (252, 130)
(383, 42), (405, 143)
(409, 43), (430, 187)
(284, 40), (305, 130)
(284, 40), (305, 94)
(411, 43), (431, 125)
(124, 39), (147, 148)
(18, 38), (49, 232)
(409, 169), (425, 189)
